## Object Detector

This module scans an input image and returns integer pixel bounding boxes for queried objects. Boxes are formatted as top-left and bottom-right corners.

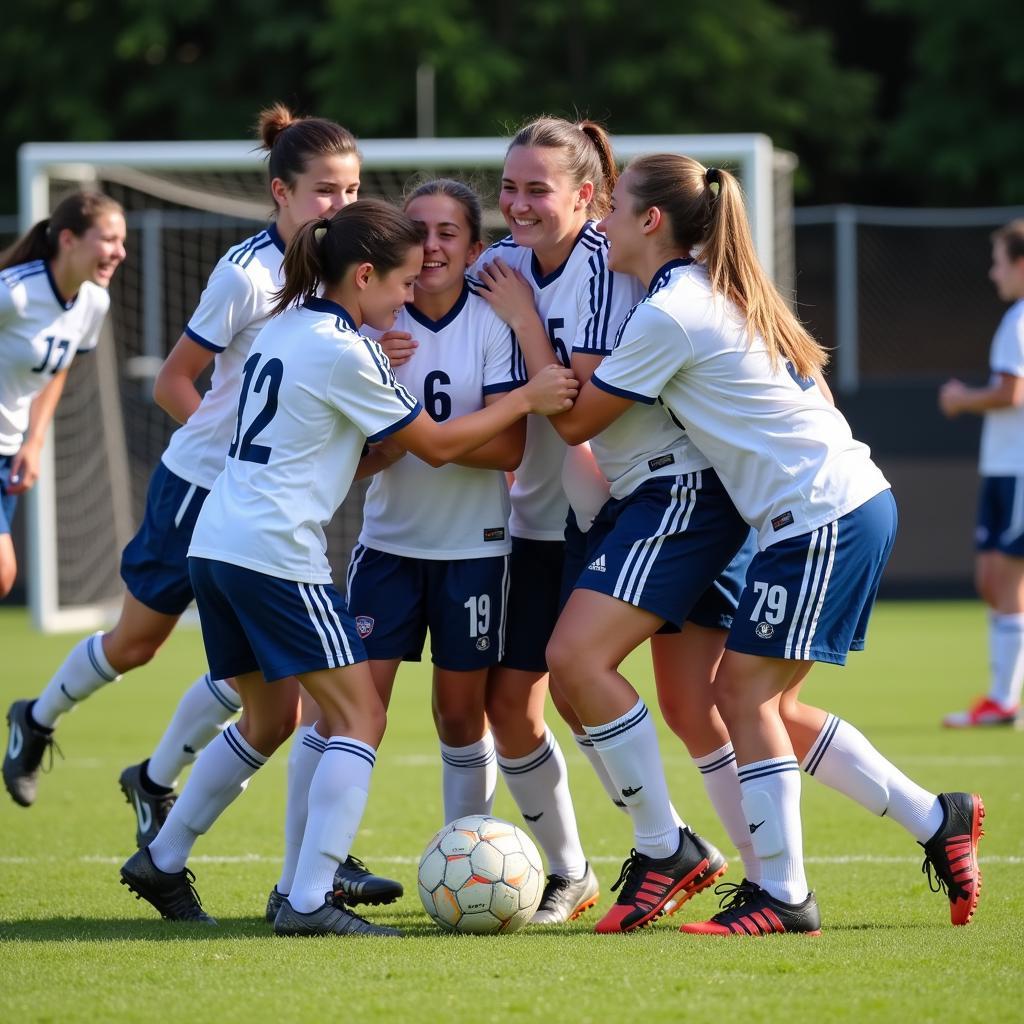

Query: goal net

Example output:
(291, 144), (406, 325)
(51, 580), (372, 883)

(18, 134), (795, 632)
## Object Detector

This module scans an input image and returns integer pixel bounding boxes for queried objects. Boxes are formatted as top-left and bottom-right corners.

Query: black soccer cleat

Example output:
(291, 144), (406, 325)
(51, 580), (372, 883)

(680, 879), (822, 935)
(332, 854), (404, 906)
(274, 894), (403, 937)
(594, 827), (727, 933)
(265, 885), (286, 924)
(3, 700), (61, 807)
(118, 761), (177, 848)
(920, 791), (985, 926)
(119, 847), (216, 924)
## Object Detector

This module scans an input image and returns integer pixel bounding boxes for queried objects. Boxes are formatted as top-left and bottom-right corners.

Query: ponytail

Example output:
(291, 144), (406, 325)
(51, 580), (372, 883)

(626, 154), (826, 379)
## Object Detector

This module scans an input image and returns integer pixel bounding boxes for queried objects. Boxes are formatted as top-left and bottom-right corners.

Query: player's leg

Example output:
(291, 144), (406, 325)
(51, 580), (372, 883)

(433, 666), (494, 820)
(945, 475), (1024, 726)
(0, 529), (16, 598)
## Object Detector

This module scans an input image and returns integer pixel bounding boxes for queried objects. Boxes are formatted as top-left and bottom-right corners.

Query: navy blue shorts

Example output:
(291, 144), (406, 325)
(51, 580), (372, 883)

(345, 545), (509, 671)
(573, 472), (750, 630)
(727, 489), (898, 666)
(976, 475), (1024, 557)
(121, 462), (209, 615)
(0, 455), (17, 536)
(189, 556), (367, 683)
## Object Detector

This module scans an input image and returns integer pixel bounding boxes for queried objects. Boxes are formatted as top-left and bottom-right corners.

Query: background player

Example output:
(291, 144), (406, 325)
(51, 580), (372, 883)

(118, 199), (576, 934)
(939, 220), (1024, 728)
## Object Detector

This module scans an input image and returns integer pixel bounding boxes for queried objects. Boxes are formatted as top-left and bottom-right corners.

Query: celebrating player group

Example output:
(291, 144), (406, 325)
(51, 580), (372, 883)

(2, 105), (986, 938)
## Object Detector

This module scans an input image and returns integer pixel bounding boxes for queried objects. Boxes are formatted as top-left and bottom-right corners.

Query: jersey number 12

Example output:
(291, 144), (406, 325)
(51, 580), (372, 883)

(229, 353), (283, 464)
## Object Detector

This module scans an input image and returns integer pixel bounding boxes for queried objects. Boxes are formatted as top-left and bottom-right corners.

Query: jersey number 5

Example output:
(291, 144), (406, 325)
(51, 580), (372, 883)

(229, 353), (283, 464)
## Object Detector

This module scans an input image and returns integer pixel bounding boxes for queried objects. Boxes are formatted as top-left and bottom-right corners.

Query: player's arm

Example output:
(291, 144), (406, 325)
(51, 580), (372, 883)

(7, 370), (69, 494)
(939, 373), (1024, 417)
(153, 334), (217, 424)
(391, 365), (576, 468)
(452, 393), (527, 471)
(354, 438), (406, 480)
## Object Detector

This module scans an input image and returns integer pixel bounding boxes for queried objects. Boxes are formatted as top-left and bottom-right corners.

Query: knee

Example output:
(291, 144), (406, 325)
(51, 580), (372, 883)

(484, 684), (518, 738)
(0, 548), (16, 598)
(711, 673), (748, 730)
(545, 633), (585, 694)
(238, 710), (296, 756)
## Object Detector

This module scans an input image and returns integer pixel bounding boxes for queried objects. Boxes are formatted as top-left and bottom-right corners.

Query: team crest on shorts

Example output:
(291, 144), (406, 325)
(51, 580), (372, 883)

(755, 622), (775, 639)
(355, 615), (375, 638)
(476, 636), (490, 651)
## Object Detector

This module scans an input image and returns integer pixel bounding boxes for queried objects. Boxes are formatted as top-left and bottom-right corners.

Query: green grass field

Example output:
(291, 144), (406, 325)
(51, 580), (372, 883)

(1, 602), (1021, 1023)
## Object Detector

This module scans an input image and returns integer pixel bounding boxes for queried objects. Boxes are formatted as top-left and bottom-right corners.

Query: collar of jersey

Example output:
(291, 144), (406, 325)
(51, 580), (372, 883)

(404, 282), (470, 332)
(304, 296), (357, 330)
(266, 221), (286, 254)
(44, 261), (76, 310)
(648, 257), (694, 294)
(530, 224), (592, 289)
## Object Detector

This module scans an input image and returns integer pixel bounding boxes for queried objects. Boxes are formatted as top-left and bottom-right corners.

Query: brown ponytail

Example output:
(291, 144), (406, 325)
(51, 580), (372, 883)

(626, 154), (826, 379)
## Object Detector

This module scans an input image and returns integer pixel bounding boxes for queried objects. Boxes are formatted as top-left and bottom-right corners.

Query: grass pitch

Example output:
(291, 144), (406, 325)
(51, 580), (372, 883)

(1, 602), (1020, 1023)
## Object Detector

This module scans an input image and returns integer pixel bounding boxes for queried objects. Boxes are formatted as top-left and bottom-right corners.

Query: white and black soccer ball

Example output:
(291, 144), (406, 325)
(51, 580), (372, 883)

(417, 814), (544, 934)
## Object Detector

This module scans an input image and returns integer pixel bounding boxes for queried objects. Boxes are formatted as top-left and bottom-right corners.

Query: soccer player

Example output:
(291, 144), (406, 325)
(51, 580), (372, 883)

(543, 154), (984, 935)
(2, 107), (390, 903)
(467, 117), (645, 925)
(0, 191), (125, 604)
(118, 199), (577, 934)
(939, 220), (1024, 728)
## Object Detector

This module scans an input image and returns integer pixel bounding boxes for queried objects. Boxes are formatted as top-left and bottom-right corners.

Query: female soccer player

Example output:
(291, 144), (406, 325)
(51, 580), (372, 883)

(1, 190), (126, 798)
(0, 191), (125, 604)
(939, 220), (1024, 728)
(533, 153), (984, 935)
(3, 107), (369, 870)
(118, 199), (576, 934)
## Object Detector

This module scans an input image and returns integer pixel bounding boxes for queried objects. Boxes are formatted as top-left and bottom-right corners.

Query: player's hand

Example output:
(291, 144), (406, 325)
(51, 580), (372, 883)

(378, 330), (417, 367)
(938, 378), (967, 417)
(7, 441), (42, 494)
(372, 437), (407, 466)
(476, 258), (536, 329)
(524, 364), (578, 416)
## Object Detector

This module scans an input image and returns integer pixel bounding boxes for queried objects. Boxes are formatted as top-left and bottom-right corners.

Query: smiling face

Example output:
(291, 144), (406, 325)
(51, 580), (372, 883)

(359, 245), (424, 331)
(989, 238), (1024, 303)
(499, 145), (593, 269)
(59, 210), (127, 291)
(272, 152), (362, 242)
(405, 193), (482, 301)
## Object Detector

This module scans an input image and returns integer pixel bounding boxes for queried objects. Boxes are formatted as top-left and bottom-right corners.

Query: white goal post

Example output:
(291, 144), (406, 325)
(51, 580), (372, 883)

(18, 133), (791, 632)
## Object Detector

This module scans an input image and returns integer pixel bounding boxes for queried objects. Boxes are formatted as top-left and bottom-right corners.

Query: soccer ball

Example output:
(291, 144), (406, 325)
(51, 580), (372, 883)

(417, 814), (545, 934)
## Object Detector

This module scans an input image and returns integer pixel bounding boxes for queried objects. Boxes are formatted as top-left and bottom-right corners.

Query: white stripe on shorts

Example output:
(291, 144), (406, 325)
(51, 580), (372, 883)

(173, 483), (198, 528)
(298, 582), (339, 668)
(783, 522), (839, 659)
(313, 584), (354, 665)
(498, 554), (510, 662)
(345, 543), (367, 610)
(1000, 475), (1024, 546)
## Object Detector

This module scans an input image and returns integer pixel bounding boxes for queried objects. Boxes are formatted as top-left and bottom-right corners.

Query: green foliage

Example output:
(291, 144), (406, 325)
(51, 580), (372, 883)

(872, 0), (1024, 203)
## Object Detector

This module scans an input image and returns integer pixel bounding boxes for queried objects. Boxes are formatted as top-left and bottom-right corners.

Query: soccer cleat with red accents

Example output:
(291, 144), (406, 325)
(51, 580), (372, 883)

(594, 827), (726, 934)
(920, 791), (985, 926)
(942, 696), (1017, 728)
(680, 879), (822, 936)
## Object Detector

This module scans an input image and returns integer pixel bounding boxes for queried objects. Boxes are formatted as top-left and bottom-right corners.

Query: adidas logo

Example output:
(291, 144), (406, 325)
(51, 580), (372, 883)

(588, 554), (607, 573)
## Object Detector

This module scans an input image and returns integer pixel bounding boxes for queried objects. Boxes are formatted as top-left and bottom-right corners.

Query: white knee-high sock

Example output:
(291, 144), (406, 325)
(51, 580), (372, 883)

(989, 612), (1024, 710)
(802, 714), (943, 843)
(149, 724), (266, 874)
(289, 737), (376, 914)
(498, 729), (587, 879)
(32, 633), (120, 728)
(146, 673), (241, 788)
(276, 726), (326, 894)
(737, 756), (807, 904)
(584, 699), (680, 859)
(439, 733), (496, 824)
(573, 733), (628, 812)
(694, 744), (759, 883)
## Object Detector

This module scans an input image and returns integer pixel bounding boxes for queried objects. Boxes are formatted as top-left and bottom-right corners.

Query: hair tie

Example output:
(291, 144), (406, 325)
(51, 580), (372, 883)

(705, 167), (721, 199)
(313, 218), (330, 244)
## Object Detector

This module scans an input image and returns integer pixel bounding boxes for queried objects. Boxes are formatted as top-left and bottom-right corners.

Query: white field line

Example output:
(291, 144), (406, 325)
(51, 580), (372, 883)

(1, 853), (1021, 866)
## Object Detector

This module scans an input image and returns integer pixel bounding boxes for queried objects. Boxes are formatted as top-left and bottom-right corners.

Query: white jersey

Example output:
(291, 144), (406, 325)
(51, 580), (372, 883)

(359, 286), (522, 559)
(592, 259), (889, 549)
(189, 297), (422, 583)
(0, 260), (109, 455)
(472, 222), (641, 540)
(161, 224), (285, 489)
(980, 299), (1024, 475)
